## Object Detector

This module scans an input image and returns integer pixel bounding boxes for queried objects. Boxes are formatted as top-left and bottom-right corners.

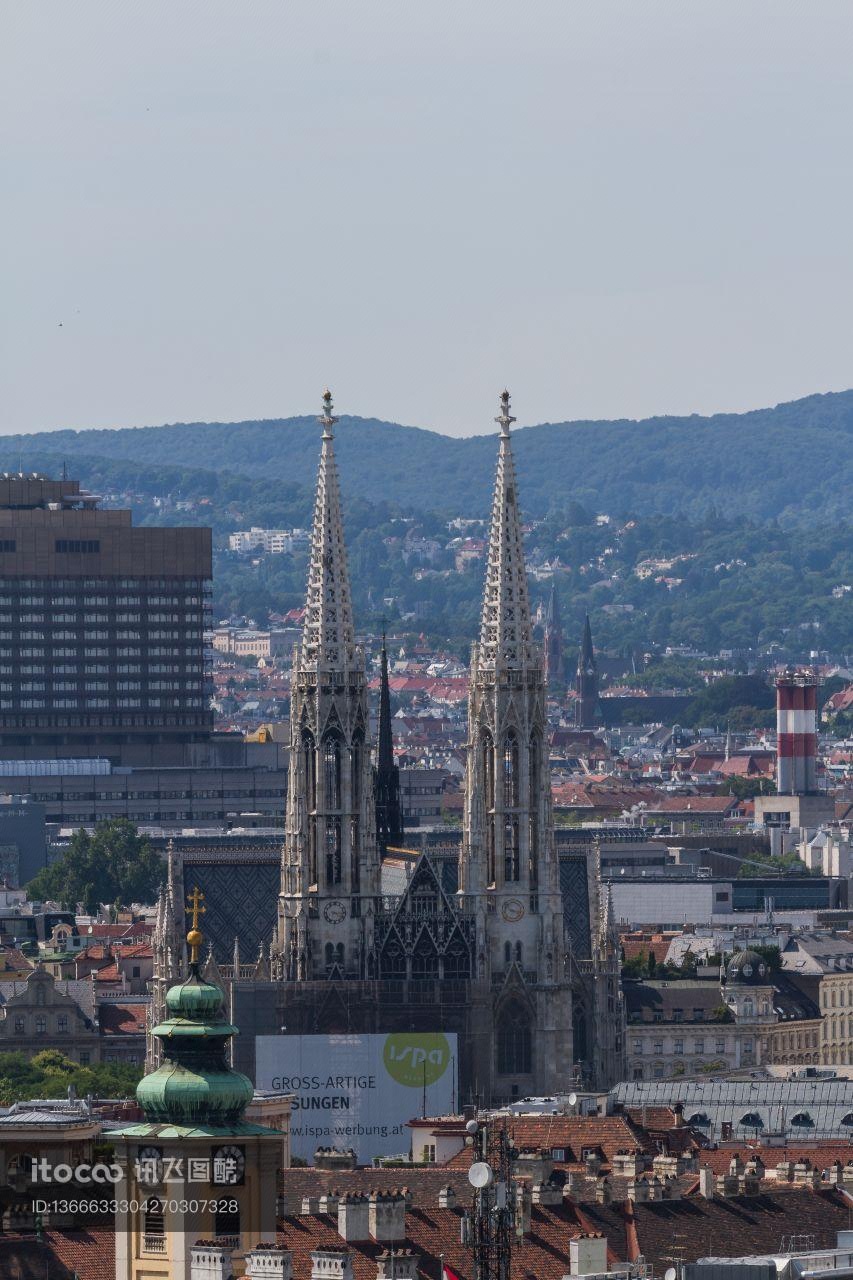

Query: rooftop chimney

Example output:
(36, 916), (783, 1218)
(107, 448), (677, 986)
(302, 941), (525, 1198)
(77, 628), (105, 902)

(315, 1147), (358, 1171)
(570, 1235), (608, 1277)
(438, 1186), (456, 1209)
(368, 1190), (407, 1243)
(699, 1167), (715, 1199)
(776, 668), (819, 795)
(338, 1194), (370, 1243)
(310, 1249), (354, 1280)
(244, 1246), (294, 1280)
(375, 1249), (419, 1280)
(190, 1245), (236, 1280)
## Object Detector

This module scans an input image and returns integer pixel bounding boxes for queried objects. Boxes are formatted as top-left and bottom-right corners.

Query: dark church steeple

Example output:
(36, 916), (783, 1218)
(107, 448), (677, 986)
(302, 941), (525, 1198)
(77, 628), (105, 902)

(574, 613), (600, 729)
(543, 582), (564, 691)
(375, 633), (403, 854)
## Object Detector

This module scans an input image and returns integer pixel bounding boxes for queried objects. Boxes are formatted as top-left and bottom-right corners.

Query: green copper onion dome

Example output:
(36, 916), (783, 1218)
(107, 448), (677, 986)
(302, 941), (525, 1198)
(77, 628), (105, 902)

(137, 889), (254, 1127)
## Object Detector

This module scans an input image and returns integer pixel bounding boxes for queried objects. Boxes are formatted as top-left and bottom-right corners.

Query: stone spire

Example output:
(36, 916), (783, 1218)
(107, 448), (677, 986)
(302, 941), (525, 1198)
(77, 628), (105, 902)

(574, 613), (600, 729)
(478, 390), (536, 671)
(301, 390), (357, 672)
(375, 632), (403, 854)
(543, 582), (564, 691)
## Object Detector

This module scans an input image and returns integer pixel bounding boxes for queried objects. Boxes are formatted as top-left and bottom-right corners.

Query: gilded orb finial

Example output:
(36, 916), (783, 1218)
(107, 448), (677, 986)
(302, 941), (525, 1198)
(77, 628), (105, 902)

(185, 885), (206, 965)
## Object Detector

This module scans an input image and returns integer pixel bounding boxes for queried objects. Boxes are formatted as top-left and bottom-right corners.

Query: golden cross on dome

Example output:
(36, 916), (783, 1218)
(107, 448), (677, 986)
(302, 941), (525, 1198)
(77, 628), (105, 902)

(185, 886), (206, 965)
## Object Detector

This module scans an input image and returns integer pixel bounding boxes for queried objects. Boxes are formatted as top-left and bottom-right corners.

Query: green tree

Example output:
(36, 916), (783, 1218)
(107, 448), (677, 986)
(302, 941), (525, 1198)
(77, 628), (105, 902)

(27, 820), (163, 913)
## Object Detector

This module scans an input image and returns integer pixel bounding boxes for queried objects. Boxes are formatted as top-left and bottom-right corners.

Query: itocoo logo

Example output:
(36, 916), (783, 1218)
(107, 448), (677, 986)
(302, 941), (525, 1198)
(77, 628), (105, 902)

(31, 1158), (122, 1185)
(383, 1033), (451, 1088)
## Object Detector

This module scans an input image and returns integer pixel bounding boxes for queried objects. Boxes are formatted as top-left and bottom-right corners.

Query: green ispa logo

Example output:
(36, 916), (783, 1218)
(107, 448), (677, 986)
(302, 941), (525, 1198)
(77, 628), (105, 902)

(383, 1033), (452, 1088)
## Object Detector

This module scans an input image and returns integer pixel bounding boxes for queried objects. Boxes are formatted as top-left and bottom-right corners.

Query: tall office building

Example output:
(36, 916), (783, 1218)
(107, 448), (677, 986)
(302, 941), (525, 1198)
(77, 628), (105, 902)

(0, 472), (212, 761)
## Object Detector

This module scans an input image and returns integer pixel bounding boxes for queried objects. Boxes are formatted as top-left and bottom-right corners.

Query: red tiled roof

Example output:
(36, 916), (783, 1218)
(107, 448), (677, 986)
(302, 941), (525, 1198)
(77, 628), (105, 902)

(98, 1002), (147, 1035)
(632, 1185), (851, 1272)
(0, 1230), (115, 1280)
(697, 1142), (853, 1175)
(278, 1201), (627, 1280)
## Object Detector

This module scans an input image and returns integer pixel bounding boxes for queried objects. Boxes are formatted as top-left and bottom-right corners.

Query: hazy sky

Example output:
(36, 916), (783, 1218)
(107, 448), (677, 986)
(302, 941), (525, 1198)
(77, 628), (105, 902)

(2, 1), (853, 437)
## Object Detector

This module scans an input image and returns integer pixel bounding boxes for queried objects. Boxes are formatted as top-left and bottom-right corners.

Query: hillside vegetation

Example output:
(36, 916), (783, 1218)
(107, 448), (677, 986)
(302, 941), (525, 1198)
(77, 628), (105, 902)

(4, 388), (853, 523)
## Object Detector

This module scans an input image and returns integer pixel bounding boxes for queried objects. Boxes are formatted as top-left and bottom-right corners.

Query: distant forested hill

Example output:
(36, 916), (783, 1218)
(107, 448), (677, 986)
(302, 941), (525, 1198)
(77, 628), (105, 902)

(3, 389), (852, 523)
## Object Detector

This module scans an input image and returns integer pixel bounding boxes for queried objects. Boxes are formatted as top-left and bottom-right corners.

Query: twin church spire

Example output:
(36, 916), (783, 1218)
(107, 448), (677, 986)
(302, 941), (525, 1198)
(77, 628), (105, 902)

(479, 391), (536, 671)
(301, 390), (357, 672)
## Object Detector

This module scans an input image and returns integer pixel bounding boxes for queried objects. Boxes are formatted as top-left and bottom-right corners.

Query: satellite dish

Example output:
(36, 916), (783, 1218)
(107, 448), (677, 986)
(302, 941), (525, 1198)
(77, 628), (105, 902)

(465, 1119), (479, 1136)
(468, 1162), (494, 1189)
(568, 1093), (578, 1107)
(665, 1268), (677, 1280)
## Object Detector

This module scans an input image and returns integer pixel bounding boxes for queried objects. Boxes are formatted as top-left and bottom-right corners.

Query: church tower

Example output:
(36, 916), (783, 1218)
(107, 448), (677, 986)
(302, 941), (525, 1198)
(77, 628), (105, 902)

(543, 582), (564, 692)
(375, 633), (404, 855)
(147, 839), (184, 1070)
(274, 392), (379, 983)
(460, 391), (572, 1098)
(574, 613), (600, 728)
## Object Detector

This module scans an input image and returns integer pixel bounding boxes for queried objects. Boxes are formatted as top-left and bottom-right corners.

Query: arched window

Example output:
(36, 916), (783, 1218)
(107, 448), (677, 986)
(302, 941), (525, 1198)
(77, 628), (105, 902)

(303, 729), (316, 810)
(412, 933), (439, 980)
(381, 937), (407, 979)
(325, 942), (334, 968)
(325, 817), (342, 886)
(324, 736), (342, 810)
(840, 1112), (853, 1127)
(482, 732), (495, 810)
(303, 729), (317, 885)
(504, 941), (512, 967)
(504, 816), (520, 882)
(350, 815), (360, 891)
(443, 933), (471, 980)
(790, 1112), (815, 1128)
(515, 941), (523, 965)
(483, 730), (496, 886)
(497, 1003), (532, 1075)
(742, 997), (754, 1017)
(143, 1197), (165, 1251)
(503, 733), (519, 808)
(350, 734), (362, 810)
(688, 1112), (711, 1128)
(738, 1112), (763, 1129)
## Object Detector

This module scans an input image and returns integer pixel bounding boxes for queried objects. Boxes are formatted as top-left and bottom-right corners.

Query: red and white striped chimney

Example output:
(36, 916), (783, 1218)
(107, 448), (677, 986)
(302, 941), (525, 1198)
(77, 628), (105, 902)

(776, 669), (818, 795)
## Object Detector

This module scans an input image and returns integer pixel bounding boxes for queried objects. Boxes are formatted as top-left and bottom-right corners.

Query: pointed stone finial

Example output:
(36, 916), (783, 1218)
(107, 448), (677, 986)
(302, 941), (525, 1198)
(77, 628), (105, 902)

(320, 388), (339, 439)
(495, 388), (516, 437)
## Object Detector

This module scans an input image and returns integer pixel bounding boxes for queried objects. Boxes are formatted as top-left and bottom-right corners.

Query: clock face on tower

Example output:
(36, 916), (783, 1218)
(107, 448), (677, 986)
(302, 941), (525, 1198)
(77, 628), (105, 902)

(136, 1146), (164, 1185)
(323, 900), (347, 925)
(212, 1144), (245, 1186)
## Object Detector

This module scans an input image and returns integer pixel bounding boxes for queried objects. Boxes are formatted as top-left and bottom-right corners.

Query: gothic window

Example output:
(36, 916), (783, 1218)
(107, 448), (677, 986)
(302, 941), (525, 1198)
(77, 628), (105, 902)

(528, 734), (539, 886)
(350, 816), (360, 892)
(503, 733), (519, 808)
(483, 732), (495, 810)
(412, 932), (439, 980)
(515, 941), (523, 965)
(324, 942), (345, 972)
(504, 816), (520, 882)
(325, 817), (342, 886)
(381, 936), (407, 979)
(504, 941), (512, 967)
(487, 818), (496, 887)
(324, 736), (342, 810)
(303, 730), (316, 810)
(350, 734), (362, 810)
(443, 934), (470, 979)
(497, 1002), (532, 1075)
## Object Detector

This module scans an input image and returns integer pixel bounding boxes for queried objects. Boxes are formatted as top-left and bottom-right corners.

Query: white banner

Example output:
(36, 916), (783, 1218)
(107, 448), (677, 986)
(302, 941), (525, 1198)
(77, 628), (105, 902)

(255, 1032), (458, 1163)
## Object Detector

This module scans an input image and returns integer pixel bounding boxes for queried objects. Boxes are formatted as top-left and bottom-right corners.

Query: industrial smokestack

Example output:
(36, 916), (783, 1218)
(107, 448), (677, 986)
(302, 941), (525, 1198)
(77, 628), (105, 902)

(776, 668), (818, 796)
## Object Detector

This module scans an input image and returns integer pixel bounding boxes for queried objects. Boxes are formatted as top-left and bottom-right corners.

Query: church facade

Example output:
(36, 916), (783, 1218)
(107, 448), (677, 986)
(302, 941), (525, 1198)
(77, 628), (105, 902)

(152, 392), (625, 1101)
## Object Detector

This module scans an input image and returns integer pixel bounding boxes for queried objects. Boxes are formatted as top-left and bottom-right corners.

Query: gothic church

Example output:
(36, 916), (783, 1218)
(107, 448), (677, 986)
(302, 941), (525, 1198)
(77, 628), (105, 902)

(152, 391), (624, 1102)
